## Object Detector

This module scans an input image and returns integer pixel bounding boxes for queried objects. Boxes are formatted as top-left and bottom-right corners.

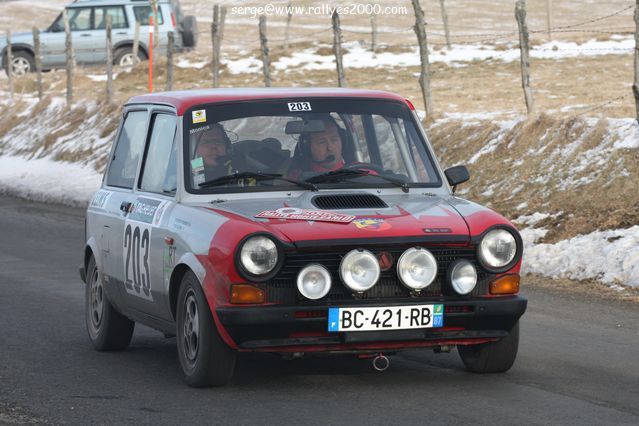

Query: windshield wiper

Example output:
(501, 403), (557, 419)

(199, 172), (317, 191)
(306, 168), (410, 193)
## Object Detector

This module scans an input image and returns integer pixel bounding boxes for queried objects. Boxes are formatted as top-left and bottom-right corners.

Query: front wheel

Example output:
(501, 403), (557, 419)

(458, 322), (520, 373)
(176, 271), (236, 387)
(114, 47), (146, 68)
(4, 51), (35, 76)
(85, 256), (135, 351)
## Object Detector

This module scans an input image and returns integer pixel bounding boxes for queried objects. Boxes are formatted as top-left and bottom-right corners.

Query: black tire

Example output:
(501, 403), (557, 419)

(176, 271), (236, 387)
(85, 256), (135, 351)
(113, 46), (146, 67)
(181, 15), (198, 48)
(458, 322), (520, 373)
(4, 50), (35, 76)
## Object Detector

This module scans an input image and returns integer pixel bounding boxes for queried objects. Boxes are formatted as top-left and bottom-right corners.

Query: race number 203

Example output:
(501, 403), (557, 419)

(123, 223), (153, 301)
(328, 304), (443, 332)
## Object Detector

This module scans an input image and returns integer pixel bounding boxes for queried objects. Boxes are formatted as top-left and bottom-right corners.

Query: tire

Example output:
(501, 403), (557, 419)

(113, 46), (146, 68)
(85, 255), (135, 351)
(180, 15), (198, 48)
(176, 271), (236, 387)
(4, 50), (35, 76)
(458, 322), (520, 373)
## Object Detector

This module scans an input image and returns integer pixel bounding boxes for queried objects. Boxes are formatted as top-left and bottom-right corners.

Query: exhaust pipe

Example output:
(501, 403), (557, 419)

(372, 354), (390, 372)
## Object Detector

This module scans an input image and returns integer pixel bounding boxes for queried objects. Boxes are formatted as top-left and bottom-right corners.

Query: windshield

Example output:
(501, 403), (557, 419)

(184, 98), (441, 193)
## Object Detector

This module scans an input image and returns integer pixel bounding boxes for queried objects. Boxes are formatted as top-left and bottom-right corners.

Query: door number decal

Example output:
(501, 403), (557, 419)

(123, 223), (153, 301)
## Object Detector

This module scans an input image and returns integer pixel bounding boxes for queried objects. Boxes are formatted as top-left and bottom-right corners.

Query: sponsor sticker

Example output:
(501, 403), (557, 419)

(129, 197), (168, 226)
(255, 207), (354, 223)
(191, 157), (204, 173)
(192, 109), (207, 124)
(189, 124), (210, 135)
(353, 218), (392, 231)
(90, 190), (112, 209)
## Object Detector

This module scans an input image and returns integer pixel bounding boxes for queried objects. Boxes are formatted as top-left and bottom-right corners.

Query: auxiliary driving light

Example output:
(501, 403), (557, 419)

(297, 264), (332, 300)
(397, 247), (437, 290)
(339, 249), (380, 292)
(449, 259), (478, 295)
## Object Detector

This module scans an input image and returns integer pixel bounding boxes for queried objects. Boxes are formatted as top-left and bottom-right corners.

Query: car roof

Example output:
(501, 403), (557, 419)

(126, 88), (412, 116)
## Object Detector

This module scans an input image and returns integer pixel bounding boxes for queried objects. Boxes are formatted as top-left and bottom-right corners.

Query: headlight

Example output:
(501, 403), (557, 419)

(478, 229), (517, 270)
(297, 264), (332, 300)
(449, 259), (477, 295)
(397, 247), (437, 290)
(340, 249), (380, 292)
(239, 235), (278, 276)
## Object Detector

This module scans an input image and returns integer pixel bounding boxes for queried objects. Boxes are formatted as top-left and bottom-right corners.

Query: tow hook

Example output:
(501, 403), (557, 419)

(372, 353), (390, 372)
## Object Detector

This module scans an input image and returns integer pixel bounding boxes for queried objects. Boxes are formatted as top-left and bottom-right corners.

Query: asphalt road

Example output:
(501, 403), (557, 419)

(1, 196), (638, 425)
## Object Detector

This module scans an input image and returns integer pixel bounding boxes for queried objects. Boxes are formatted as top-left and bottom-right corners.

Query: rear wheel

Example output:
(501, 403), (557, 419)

(85, 256), (135, 351)
(176, 271), (236, 387)
(114, 47), (146, 67)
(458, 322), (520, 373)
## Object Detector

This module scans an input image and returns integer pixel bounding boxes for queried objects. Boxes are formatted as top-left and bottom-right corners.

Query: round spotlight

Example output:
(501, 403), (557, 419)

(449, 259), (478, 295)
(397, 247), (437, 290)
(478, 229), (517, 270)
(297, 264), (332, 300)
(339, 249), (380, 292)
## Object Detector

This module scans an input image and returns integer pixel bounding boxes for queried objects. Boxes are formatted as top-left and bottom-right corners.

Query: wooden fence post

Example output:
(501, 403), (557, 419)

(370, 13), (378, 53)
(219, 6), (227, 44)
(332, 11), (346, 87)
(285, 2), (293, 51)
(211, 4), (221, 87)
(166, 31), (174, 91)
(439, 0), (451, 49)
(106, 15), (114, 103)
(6, 30), (13, 101)
(32, 27), (43, 100)
(259, 15), (272, 87)
(634, 0), (639, 123)
(546, 0), (553, 40)
(64, 9), (74, 105)
(150, 0), (159, 62)
(132, 21), (141, 67)
(515, 0), (534, 115)
(411, 0), (433, 116)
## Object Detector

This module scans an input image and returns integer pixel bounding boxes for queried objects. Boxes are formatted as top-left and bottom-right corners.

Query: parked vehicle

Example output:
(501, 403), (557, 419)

(0, 0), (197, 75)
(81, 88), (527, 387)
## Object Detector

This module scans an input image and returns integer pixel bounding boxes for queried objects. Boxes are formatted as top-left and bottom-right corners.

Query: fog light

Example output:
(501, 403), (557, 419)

(490, 275), (520, 295)
(449, 259), (478, 295)
(297, 264), (332, 300)
(340, 249), (380, 292)
(397, 247), (437, 290)
(230, 284), (265, 304)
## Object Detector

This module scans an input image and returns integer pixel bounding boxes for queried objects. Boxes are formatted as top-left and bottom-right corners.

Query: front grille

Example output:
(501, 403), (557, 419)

(266, 246), (492, 304)
(312, 194), (388, 210)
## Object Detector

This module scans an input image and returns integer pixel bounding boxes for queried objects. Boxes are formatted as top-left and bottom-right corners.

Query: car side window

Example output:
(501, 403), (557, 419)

(94, 6), (128, 30)
(133, 6), (165, 25)
(140, 114), (178, 195)
(107, 111), (148, 189)
(68, 7), (92, 31)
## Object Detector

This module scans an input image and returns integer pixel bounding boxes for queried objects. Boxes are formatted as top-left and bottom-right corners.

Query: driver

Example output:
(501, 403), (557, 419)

(287, 118), (345, 179)
(192, 123), (235, 182)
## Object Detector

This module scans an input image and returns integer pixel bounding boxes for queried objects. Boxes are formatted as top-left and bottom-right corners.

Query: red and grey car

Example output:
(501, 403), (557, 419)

(81, 88), (526, 387)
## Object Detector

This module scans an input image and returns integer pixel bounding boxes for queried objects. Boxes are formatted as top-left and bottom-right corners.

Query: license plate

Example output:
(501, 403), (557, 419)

(327, 304), (444, 332)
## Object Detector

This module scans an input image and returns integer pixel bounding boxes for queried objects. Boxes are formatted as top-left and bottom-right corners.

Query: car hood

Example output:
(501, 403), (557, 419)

(0, 32), (33, 46)
(198, 192), (473, 245)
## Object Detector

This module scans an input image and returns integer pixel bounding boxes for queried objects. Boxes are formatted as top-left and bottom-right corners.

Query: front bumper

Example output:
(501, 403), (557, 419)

(217, 296), (527, 352)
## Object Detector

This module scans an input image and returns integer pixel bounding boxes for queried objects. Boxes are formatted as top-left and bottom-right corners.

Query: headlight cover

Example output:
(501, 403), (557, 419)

(397, 247), (437, 290)
(297, 264), (332, 300)
(340, 249), (380, 292)
(478, 228), (518, 271)
(239, 235), (279, 277)
(449, 259), (478, 295)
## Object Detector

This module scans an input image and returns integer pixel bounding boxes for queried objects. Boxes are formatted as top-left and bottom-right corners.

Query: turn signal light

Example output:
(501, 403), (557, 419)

(490, 275), (520, 295)
(230, 284), (265, 304)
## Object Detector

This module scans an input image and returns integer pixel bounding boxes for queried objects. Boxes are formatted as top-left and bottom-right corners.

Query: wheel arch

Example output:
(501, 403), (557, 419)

(113, 41), (149, 59)
(1, 44), (35, 67)
(169, 252), (207, 320)
(84, 237), (102, 279)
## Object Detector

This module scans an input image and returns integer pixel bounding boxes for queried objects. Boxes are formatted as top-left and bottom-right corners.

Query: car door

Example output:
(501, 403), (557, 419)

(40, 6), (95, 66)
(100, 107), (150, 309)
(93, 5), (130, 63)
(123, 108), (179, 319)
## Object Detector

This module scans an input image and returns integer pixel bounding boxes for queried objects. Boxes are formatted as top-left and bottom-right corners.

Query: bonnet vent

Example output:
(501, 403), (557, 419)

(312, 194), (388, 210)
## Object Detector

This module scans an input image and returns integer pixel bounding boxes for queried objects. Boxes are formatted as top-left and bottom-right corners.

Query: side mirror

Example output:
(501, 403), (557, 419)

(444, 165), (470, 194)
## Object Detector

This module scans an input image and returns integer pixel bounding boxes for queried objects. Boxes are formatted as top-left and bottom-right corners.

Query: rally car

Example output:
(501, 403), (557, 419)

(81, 88), (526, 387)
